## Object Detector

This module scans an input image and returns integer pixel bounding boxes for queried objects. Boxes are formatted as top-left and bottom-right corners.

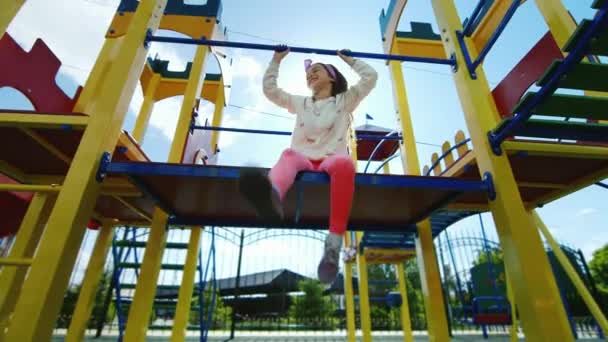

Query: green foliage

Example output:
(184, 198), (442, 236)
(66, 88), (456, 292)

(56, 270), (113, 329)
(589, 243), (608, 313)
(288, 279), (336, 329)
(189, 285), (231, 329)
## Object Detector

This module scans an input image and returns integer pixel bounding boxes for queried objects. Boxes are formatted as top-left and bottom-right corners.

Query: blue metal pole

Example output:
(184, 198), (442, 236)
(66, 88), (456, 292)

(111, 234), (126, 342)
(489, 7), (608, 151)
(462, 0), (490, 36)
(197, 247), (204, 342)
(363, 131), (398, 173)
(191, 125), (403, 141)
(146, 34), (457, 66)
(595, 181), (608, 190)
(425, 138), (471, 176)
(470, 0), (520, 70)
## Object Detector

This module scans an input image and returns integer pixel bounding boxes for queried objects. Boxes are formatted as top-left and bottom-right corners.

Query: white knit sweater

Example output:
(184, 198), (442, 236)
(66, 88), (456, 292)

(262, 59), (378, 160)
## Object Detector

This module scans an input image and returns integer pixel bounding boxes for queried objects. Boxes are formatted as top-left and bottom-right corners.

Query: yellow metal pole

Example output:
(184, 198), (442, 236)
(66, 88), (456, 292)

(343, 233), (356, 342)
(504, 265), (518, 342)
(124, 44), (209, 341)
(209, 81), (225, 153)
(0, 0), (25, 38)
(0, 184), (60, 192)
(396, 263), (413, 342)
(132, 73), (161, 143)
(356, 231), (372, 342)
(0, 192), (55, 333)
(388, 59), (450, 341)
(533, 0), (577, 48)
(532, 210), (608, 334)
(65, 222), (115, 342)
(3, 1), (167, 340)
(430, 0), (574, 339)
(170, 227), (202, 341)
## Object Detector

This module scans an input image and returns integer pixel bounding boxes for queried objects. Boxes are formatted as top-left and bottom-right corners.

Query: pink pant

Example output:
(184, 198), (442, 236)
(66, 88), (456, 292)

(268, 148), (355, 235)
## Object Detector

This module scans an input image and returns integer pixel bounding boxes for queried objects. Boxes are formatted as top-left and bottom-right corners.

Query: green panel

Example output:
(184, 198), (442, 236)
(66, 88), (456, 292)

(114, 240), (189, 249)
(563, 19), (608, 57)
(537, 60), (608, 92)
(495, 117), (608, 141)
(512, 92), (608, 121)
(593, 0), (606, 9)
(118, 262), (185, 270)
(396, 22), (441, 41)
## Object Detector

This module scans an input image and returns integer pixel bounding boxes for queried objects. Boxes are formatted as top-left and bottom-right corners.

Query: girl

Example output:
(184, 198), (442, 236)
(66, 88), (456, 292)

(239, 48), (378, 284)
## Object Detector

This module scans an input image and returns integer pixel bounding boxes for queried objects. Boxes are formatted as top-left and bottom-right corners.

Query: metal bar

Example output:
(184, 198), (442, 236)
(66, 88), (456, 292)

(470, 0), (520, 70)
(229, 230), (245, 340)
(595, 181), (608, 189)
(192, 125), (402, 141)
(0, 258), (33, 267)
(363, 131), (399, 173)
(0, 184), (61, 193)
(0, 112), (89, 129)
(489, 7), (608, 150)
(463, 0), (490, 36)
(146, 35), (457, 66)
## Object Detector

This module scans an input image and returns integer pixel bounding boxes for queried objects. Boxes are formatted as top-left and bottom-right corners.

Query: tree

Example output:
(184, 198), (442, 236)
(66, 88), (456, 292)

(589, 243), (608, 314)
(189, 285), (232, 329)
(289, 279), (335, 329)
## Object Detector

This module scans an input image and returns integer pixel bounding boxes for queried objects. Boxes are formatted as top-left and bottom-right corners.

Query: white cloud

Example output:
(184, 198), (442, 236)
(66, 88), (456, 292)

(576, 207), (598, 217)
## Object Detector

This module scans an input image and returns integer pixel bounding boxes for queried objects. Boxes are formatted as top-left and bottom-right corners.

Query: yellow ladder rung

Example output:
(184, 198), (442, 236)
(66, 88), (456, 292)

(0, 184), (61, 192)
(0, 258), (33, 267)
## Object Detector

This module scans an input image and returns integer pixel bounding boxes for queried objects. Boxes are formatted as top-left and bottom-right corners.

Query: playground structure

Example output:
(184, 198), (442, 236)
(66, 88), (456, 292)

(0, 0), (607, 341)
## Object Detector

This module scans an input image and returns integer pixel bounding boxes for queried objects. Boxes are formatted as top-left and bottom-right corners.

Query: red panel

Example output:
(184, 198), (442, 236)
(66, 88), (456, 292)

(491, 32), (563, 118)
(0, 192), (29, 238)
(355, 130), (400, 161)
(0, 33), (82, 112)
(473, 313), (512, 325)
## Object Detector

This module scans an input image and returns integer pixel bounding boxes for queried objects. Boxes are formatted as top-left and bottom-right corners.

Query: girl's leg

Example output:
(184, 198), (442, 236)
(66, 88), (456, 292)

(316, 154), (356, 284)
(239, 148), (313, 221)
(268, 148), (315, 200)
(318, 154), (356, 235)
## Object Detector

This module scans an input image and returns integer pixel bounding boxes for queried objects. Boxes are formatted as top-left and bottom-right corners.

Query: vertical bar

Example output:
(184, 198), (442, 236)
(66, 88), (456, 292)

(504, 265), (518, 342)
(124, 44), (209, 341)
(356, 232), (372, 342)
(65, 223), (115, 342)
(430, 0), (574, 339)
(3, 1), (167, 340)
(0, 193), (54, 329)
(132, 73), (161, 143)
(389, 59), (450, 341)
(230, 230), (245, 339)
(210, 82), (225, 154)
(343, 233), (356, 342)
(170, 227), (202, 341)
(0, 0), (25, 38)
(533, 211), (608, 335)
(396, 263), (413, 342)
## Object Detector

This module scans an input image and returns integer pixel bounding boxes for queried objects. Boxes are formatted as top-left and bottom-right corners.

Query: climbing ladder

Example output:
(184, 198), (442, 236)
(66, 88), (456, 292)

(488, 1), (608, 153)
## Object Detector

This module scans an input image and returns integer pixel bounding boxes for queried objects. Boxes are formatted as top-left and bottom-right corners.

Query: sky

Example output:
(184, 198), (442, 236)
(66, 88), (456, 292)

(2, 0), (607, 284)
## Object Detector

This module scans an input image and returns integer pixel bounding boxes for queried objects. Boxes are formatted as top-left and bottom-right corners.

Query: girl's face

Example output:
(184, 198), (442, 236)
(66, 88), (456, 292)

(306, 63), (334, 91)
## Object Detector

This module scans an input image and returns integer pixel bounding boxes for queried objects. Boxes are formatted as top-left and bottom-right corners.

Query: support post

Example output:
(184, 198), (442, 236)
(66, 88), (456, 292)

(0, 192), (55, 337)
(170, 227), (202, 341)
(396, 263), (413, 342)
(65, 222), (115, 342)
(132, 73), (161, 143)
(532, 210), (608, 335)
(355, 231), (372, 342)
(389, 59), (450, 341)
(430, 0), (574, 339)
(343, 232), (356, 342)
(230, 230), (245, 339)
(124, 44), (209, 341)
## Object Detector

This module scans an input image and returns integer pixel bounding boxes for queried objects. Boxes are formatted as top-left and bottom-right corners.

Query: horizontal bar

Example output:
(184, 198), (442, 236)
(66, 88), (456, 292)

(489, 7), (608, 148)
(0, 257), (33, 267)
(146, 35), (456, 66)
(192, 125), (402, 141)
(0, 184), (61, 192)
(0, 112), (89, 129)
(596, 181), (608, 190)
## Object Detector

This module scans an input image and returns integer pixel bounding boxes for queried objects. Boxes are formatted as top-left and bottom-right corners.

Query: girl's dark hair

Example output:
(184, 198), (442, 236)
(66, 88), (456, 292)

(324, 64), (348, 96)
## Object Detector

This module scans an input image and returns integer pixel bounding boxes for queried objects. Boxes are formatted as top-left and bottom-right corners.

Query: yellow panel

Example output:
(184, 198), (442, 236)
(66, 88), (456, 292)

(133, 73), (160, 143)
(155, 79), (187, 101)
(108, 13), (216, 39)
(471, 0), (519, 54)
(118, 132), (149, 162)
(363, 248), (415, 264)
(0, 0), (25, 38)
(430, 0), (574, 339)
(0, 113), (89, 129)
(392, 37), (447, 59)
(65, 223), (114, 342)
(201, 80), (220, 103)
(504, 140), (608, 159)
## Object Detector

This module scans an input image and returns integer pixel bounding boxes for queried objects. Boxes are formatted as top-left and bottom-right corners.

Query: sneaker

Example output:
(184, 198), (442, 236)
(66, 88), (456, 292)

(318, 232), (343, 284)
(238, 168), (284, 222)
